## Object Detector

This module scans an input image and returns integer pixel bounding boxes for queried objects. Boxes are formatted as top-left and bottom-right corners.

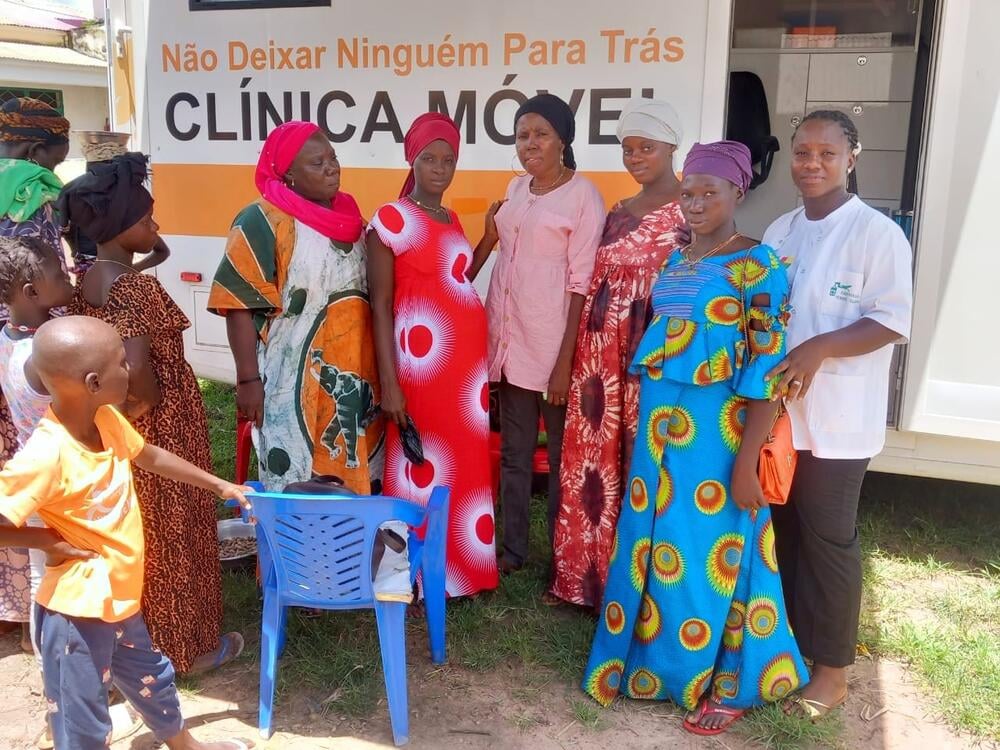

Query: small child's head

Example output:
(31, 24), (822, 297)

(0, 236), (74, 316)
(32, 316), (129, 408)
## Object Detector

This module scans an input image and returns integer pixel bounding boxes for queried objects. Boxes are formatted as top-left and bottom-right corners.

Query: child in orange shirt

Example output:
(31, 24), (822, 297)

(0, 315), (253, 750)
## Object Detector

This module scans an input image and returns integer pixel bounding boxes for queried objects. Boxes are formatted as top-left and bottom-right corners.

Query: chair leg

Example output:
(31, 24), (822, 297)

(259, 591), (282, 739)
(373, 601), (409, 746)
(423, 570), (446, 665)
(421, 532), (447, 664)
(276, 604), (288, 658)
(235, 418), (252, 486)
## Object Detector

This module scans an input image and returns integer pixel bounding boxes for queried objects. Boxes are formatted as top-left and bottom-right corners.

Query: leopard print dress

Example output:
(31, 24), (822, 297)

(72, 272), (222, 673)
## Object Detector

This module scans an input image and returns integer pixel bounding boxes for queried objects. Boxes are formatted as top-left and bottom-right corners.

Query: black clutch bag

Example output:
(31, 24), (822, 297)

(400, 414), (425, 466)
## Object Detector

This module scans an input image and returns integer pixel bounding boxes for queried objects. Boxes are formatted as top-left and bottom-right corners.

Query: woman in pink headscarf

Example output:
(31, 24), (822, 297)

(367, 113), (499, 597)
(209, 121), (384, 493)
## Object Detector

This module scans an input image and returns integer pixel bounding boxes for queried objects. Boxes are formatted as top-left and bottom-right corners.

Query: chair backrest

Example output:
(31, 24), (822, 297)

(247, 489), (445, 609)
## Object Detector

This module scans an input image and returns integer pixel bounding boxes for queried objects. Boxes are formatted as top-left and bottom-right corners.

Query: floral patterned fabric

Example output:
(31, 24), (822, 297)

(550, 202), (683, 608)
(582, 244), (807, 711)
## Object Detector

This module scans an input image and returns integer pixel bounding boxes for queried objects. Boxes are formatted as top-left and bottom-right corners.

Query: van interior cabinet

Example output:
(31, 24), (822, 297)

(729, 1), (922, 238)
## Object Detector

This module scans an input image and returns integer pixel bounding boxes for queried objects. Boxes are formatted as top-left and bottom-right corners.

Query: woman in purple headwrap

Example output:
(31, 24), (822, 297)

(582, 141), (807, 735)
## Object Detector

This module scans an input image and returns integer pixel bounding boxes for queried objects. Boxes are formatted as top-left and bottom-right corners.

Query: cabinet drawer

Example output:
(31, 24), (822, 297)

(856, 150), (906, 201)
(807, 52), (916, 102)
(806, 101), (912, 151)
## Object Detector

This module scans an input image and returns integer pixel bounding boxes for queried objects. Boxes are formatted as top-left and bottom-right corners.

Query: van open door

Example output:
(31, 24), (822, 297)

(728, 0), (1000, 484)
(899, 1), (1000, 448)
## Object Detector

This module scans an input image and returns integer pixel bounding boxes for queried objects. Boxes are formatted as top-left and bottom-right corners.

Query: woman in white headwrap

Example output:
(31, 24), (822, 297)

(548, 99), (687, 608)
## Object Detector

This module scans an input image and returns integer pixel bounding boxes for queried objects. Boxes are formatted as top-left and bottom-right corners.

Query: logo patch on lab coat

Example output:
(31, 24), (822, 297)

(828, 281), (860, 304)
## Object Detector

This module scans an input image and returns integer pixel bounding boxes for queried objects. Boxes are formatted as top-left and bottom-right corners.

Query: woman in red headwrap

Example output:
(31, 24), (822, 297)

(209, 122), (383, 494)
(367, 113), (499, 597)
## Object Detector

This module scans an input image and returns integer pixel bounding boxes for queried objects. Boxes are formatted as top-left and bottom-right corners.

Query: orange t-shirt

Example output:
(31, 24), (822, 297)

(0, 405), (146, 622)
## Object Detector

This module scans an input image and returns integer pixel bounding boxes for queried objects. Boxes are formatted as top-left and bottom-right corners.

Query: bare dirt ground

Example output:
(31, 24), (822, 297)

(2, 634), (992, 750)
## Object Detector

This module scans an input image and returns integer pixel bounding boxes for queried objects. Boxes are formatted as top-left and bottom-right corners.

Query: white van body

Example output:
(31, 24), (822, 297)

(104, 0), (1000, 485)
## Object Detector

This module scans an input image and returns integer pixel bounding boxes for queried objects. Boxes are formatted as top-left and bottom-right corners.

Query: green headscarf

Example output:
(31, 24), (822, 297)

(0, 157), (62, 223)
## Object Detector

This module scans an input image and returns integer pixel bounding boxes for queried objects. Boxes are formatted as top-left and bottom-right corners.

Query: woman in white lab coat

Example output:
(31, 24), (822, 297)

(762, 110), (913, 720)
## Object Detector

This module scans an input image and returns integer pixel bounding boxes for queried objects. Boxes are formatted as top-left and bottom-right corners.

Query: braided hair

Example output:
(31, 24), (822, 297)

(0, 236), (55, 304)
(794, 109), (861, 194)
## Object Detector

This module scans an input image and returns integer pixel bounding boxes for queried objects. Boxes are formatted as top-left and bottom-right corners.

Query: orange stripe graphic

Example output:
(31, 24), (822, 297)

(151, 164), (640, 237)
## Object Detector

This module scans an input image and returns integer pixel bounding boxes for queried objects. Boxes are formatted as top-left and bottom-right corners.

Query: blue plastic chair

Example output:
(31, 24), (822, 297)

(237, 484), (449, 746)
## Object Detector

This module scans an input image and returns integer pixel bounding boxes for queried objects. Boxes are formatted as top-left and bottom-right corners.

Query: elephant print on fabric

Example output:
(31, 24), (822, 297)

(310, 349), (376, 469)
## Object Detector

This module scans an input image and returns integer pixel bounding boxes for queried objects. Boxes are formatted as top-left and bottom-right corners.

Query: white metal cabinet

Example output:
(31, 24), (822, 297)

(807, 51), (917, 102)
(805, 101), (911, 151)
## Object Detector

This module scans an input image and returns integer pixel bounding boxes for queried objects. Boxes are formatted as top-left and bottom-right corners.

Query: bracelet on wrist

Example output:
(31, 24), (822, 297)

(238, 375), (261, 386)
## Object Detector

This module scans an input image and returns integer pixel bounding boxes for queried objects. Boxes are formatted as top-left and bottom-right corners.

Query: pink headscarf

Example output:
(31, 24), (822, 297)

(255, 121), (363, 243)
(683, 140), (754, 193)
(399, 113), (461, 199)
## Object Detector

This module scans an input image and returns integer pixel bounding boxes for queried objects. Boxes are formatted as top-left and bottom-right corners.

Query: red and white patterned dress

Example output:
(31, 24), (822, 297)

(369, 200), (499, 597)
(550, 201), (685, 608)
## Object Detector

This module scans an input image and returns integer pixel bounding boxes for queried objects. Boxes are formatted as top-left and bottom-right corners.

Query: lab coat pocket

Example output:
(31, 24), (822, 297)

(807, 372), (866, 433)
(820, 270), (864, 321)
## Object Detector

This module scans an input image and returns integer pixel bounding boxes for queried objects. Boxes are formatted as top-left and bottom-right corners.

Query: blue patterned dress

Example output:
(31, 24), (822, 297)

(582, 243), (808, 711)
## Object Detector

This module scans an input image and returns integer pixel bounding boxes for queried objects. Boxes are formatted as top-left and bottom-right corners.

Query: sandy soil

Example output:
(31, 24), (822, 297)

(2, 631), (994, 750)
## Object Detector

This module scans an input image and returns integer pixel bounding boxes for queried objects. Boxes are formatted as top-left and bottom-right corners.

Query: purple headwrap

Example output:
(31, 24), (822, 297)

(683, 140), (753, 193)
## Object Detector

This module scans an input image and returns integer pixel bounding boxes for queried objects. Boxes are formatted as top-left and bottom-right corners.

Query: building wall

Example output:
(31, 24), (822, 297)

(0, 78), (109, 181)
(0, 26), (65, 45)
(60, 83), (109, 174)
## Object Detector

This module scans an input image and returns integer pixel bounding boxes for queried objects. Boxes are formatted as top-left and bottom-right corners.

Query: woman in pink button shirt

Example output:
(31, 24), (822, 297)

(468, 93), (604, 574)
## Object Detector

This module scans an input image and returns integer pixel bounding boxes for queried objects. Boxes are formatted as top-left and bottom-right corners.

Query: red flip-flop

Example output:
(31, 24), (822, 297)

(682, 698), (745, 736)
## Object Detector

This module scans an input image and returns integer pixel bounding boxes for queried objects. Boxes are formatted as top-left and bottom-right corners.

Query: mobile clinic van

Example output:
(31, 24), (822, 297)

(103, 0), (1000, 484)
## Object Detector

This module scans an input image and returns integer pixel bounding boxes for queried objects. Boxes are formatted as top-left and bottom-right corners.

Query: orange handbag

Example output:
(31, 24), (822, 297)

(738, 246), (797, 505)
(758, 406), (796, 505)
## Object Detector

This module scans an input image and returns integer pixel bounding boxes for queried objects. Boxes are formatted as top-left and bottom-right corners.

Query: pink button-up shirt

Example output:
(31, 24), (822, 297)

(486, 173), (604, 392)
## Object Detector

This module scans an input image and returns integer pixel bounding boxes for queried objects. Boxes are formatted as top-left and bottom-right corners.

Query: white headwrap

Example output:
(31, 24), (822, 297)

(616, 98), (684, 146)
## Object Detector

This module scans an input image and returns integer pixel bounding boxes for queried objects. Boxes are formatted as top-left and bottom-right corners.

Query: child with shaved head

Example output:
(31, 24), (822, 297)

(0, 316), (254, 750)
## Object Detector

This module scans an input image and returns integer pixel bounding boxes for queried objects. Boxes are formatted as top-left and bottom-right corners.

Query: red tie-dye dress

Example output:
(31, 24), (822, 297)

(368, 199), (499, 597)
(551, 201), (685, 609)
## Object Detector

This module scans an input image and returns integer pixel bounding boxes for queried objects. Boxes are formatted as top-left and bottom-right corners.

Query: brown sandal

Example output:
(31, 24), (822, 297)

(540, 592), (563, 607)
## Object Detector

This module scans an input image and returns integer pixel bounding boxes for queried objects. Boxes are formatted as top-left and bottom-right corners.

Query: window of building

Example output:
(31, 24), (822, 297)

(190, 0), (330, 10)
(0, 87), (64, 114)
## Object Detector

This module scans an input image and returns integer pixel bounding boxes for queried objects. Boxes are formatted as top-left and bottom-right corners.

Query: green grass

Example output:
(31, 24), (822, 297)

(199, 379), (239, 482)
(198, 380), (1000, 746)
(738, 704), (844, 750)
(857, 474), (1000, 741)
(571, 698), (604, 730)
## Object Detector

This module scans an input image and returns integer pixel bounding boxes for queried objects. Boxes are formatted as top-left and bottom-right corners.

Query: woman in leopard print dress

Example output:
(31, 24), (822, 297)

(61, 154), (243, 674)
